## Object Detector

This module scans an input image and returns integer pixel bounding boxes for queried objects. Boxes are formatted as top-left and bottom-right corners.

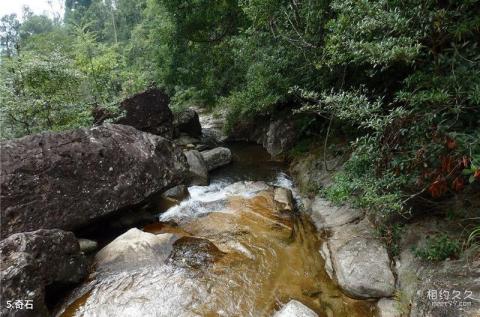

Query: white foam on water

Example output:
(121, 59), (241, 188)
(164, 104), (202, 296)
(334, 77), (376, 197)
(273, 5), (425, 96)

(160, 172), (300, 223)
(188, 180), (230, 202)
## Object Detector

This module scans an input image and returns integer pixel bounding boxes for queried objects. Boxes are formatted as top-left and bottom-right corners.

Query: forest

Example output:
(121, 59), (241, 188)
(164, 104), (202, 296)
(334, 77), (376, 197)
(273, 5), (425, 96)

(2, 0), (479, 234)
(0, 1), (479, 316)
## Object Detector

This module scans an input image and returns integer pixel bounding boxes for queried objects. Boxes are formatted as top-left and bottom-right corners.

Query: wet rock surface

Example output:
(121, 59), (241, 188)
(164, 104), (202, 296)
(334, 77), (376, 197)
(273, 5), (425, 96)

(168, 236), (225, 269)
(56, 181), (372, 317)
(0, 229), (87, 317)
(274, 300), (319, 317)
(0, 124), (187, 238)
(274, 187), (294, 212)
(201, 147), (232, 171)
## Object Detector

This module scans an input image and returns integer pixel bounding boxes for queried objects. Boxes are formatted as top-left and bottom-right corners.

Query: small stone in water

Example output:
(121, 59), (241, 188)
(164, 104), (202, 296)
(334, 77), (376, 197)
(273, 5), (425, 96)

(274, 300), (318, 317)
(78, 238), (98, 254)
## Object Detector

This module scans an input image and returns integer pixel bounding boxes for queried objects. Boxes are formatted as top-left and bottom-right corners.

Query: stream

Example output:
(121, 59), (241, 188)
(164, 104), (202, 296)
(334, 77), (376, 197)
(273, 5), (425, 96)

(56, 143), (373, 317)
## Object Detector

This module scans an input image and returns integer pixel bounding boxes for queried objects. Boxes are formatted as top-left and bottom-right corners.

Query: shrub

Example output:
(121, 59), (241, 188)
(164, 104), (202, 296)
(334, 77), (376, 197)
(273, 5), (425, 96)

(413, 234), (461, 261)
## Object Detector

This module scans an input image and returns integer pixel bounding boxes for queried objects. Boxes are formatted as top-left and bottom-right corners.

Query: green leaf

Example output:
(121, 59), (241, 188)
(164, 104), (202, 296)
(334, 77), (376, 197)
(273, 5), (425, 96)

(469, 175), (475, 184)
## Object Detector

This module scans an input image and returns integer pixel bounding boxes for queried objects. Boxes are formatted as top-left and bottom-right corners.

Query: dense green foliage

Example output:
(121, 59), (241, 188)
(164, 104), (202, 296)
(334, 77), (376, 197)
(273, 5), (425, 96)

(413, 234), (461, 261)
(1, 1), (479, 232)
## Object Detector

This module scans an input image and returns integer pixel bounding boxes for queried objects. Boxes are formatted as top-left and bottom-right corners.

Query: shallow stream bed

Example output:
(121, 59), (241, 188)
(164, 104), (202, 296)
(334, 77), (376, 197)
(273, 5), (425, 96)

(57, 143), (374, 317)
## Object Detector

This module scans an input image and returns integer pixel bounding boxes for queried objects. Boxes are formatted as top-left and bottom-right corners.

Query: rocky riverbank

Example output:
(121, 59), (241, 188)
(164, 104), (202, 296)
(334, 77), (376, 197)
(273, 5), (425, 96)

(289, 147), (480, 317)
(0, 89), (234, 316)
(1, 90), (478, 317)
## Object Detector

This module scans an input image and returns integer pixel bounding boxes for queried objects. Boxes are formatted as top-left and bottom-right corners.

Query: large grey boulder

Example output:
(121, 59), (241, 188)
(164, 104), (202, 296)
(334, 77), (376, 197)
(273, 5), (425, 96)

(328, 218), (395, 299)
(0, 124), (188, 238)
(174, 108), (202, 138)
(0, 229), (88, 317)
(273, 300), (318, 317)
(310, 197), (363, 230)
(201, 147), (232, 171)
(263, 118), (297, 157)
(184, 150), (209, 185)
(93, 88), (174, 138)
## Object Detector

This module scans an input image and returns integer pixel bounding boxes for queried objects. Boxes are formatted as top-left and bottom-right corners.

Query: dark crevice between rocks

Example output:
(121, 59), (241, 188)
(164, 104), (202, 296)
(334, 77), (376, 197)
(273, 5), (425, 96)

(45, 282), (80, 312)
(73, 189), (178, 250)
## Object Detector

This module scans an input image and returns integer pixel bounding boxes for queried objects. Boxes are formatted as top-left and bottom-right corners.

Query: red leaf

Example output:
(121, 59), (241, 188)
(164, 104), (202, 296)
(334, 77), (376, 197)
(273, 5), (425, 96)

(445, 136), (457, 150)
(451, 177), (464, 192)
(428, 177), (448, 198)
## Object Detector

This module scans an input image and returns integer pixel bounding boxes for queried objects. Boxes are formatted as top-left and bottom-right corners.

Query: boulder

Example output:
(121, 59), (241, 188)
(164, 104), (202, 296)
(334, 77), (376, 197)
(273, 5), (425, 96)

(184, 150), (209, 186)
(200, 128), (226, 148)
(0, 124), (188, 238)
(168, 236), (225, 269)
(94, 228), (178, 273)
(376, 298), (402, 317)
(328, 218), (395, 299)
(263, 118), (297, 157)
(174, 109), (202, 138)
(0, 229), (88, 317)
(94, 88), (174, 138)
(310, 197), (363, 230)
(273, 300), (318, 317)
(201, 147), (232, 171)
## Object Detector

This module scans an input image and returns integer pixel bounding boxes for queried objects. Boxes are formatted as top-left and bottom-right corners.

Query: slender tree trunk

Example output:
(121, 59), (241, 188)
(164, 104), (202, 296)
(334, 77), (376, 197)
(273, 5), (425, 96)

(110, 5), (118, 44)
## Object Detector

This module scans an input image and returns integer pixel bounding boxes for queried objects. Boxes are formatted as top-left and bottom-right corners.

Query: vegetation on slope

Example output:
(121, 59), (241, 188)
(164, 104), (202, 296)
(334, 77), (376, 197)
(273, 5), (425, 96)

(1, 0), (479, 256)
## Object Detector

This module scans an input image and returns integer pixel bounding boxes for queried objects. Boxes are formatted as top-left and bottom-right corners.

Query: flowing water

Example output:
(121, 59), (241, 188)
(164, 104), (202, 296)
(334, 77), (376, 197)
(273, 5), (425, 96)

(57, 143), (374, 317)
